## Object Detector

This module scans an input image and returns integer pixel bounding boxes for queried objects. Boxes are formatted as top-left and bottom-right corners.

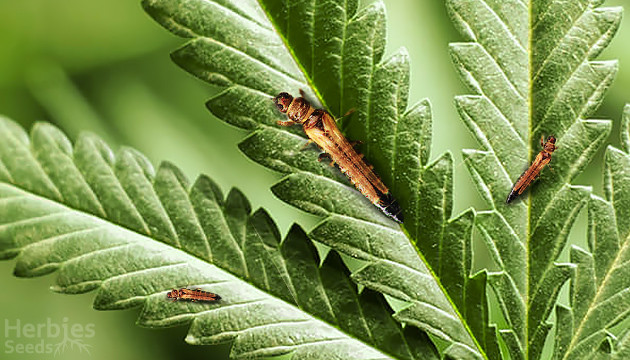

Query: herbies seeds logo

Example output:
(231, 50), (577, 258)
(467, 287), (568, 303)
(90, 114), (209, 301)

(3, 318), (94, 357)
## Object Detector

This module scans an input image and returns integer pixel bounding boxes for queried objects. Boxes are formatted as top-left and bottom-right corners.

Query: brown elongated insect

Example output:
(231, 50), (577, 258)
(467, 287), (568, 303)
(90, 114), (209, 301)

(166, 288), (221, 302)
(273, 91), (403, 223)
(506, 135), (557, 203)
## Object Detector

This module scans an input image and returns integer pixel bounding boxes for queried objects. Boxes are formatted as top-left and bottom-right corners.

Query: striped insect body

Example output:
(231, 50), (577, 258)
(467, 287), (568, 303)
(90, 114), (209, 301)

(166, 288), (221, 302)
(506, 135), (557, 203)
(273, 92), (403, 223)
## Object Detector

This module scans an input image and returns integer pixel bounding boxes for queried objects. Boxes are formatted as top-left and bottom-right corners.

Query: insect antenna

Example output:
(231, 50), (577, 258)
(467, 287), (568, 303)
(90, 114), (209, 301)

(338, 109), (356, 133)
(338, 108), (355, 122)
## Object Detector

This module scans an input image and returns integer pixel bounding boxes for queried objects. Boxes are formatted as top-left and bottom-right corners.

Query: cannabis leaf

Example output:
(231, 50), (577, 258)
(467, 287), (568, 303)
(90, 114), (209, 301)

(448, 0), (623, 359)
(553, 105), (630, 359)
(612, 328), (630, 359)
(143, 0), (497, 358)
(0, 117), (439, 359)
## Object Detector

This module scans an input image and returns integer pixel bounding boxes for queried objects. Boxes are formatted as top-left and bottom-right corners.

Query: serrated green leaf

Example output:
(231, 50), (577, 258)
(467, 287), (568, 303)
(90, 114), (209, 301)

(142, 0), (499, 358)
(612, 329), (630, 359)
(448, 0), (622, 359)
(0, 117), (439, 360)
(552, 105), (630, 360)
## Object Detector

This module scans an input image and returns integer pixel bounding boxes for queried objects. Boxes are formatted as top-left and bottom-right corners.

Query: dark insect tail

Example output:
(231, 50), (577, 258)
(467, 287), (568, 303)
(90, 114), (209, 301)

(506, 190), (518, 204)
(377, 193), (404, 223)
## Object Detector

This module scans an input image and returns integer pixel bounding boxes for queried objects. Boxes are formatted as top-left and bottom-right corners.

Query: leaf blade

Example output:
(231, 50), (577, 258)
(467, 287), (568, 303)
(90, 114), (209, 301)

(144, 0), (499, 357)
(0, 117), (437, 360)
(448, 0), (623, 359)
(555, 106), (630, 360)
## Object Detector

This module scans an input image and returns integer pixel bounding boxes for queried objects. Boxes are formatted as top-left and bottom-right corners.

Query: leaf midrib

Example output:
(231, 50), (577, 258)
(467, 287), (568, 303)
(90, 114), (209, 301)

(526, 0), (534, 358)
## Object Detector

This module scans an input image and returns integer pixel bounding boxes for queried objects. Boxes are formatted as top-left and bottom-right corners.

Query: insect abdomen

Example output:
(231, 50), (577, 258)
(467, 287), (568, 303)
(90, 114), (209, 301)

(196, 290), (221, 301)
(376, 193), (403, 223)
(177, 288), (221, 302)
(327, 141), (404, 223)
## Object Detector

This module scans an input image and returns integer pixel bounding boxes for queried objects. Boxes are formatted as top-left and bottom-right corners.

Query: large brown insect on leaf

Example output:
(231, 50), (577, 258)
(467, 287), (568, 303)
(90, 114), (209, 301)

(143, 0), (498, 358)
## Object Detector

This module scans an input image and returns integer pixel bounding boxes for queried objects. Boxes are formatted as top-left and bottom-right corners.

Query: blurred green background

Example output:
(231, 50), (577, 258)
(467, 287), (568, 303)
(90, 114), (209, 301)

(0, 0), (628, 359)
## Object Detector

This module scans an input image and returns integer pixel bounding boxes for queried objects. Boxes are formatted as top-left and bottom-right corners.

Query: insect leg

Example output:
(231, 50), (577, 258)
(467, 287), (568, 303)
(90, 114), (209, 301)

(349, 140), (363, 148)
(318, 153), (331, 162)
(316, 151), (336, 166)
(540, 135), (545, 148)
(298, 89), (318, 105)
(300, 140), (315, 151)
(341, 108), (355, 119)
(276, 120), (297, 127)
(338, 108), (356, 133)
